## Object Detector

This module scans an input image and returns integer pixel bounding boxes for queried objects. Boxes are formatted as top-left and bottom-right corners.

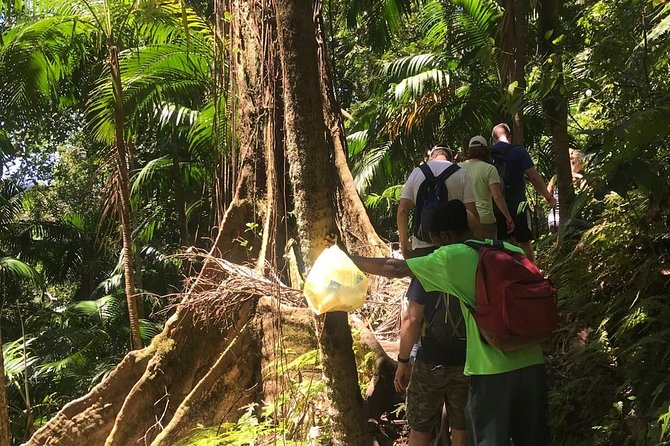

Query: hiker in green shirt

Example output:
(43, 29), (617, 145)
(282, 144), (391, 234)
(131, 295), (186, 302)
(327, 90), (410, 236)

(351, 200), (549, 446)
(459, 135), (514, 239)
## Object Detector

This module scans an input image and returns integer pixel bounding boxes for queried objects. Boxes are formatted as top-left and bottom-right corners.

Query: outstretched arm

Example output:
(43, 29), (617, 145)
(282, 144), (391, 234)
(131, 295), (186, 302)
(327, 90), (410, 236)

(350, 256), (413, 278)
(525, 166), (557, 207)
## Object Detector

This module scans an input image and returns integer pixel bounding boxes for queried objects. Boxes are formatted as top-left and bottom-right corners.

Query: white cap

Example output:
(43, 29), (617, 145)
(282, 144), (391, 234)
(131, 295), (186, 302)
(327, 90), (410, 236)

(469, 135), (488, 147)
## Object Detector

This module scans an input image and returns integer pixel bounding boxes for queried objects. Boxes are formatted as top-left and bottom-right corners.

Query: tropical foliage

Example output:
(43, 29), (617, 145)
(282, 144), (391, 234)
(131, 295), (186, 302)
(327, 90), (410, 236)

(1, 0), (670, 444)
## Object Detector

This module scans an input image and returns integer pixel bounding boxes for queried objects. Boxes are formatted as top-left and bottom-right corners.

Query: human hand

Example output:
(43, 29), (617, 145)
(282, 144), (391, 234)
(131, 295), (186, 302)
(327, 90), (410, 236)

(506, 218), (515, 235)
(394, 362), (412, 392)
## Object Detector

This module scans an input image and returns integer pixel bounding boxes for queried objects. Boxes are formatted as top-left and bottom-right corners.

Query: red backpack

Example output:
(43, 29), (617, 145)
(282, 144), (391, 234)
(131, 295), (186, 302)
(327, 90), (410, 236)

(464, 240), (558, 351)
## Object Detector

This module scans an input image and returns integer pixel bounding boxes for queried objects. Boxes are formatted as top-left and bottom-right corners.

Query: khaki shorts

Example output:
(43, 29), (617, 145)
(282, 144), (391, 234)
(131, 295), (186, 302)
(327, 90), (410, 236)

(406, 360), (469, 432)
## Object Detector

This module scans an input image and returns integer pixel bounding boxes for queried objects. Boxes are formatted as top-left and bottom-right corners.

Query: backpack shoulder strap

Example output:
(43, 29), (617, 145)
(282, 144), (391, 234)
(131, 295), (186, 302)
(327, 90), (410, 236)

(419, 163), (435, 180)
(501, 145), (514, 155)
(465, 239), (515, 255)
(493, 145), (515, 162)
(436, 163), (460, 182)
(464, 240), (487, 251)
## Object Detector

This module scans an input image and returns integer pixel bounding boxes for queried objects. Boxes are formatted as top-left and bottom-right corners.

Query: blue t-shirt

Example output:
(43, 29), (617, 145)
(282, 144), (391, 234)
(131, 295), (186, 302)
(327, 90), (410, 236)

(490, 142), (534, 208)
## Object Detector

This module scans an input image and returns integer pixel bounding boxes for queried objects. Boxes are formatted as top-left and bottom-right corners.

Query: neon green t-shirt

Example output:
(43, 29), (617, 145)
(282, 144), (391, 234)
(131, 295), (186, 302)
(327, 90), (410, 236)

(459, 160), (500, 224)
(406, 240), (544, 376)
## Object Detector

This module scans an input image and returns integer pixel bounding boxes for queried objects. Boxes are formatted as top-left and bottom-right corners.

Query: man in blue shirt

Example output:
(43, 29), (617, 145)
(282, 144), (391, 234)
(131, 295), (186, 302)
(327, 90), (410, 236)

(490, 123), (555, 262)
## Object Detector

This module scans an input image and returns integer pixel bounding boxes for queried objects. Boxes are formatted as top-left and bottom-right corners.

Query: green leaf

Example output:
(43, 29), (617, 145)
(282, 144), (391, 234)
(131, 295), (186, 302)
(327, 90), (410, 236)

(0, 256), (44, 288)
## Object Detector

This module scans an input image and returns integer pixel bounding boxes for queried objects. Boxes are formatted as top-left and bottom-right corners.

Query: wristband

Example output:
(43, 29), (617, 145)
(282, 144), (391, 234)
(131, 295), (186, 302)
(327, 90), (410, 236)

(397, 356), (410, 364)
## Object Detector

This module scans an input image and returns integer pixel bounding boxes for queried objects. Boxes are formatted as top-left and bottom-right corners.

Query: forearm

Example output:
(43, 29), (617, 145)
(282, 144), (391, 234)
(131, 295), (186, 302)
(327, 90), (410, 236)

(398, 316), (422, 360)
(491, 187), (513, 220)
(397, 218), (410, 253)
(350, 256), (412, 278)
(465, 202), (480, 233)
(526, 170), (552, 201)
(397, 200), (412, 253)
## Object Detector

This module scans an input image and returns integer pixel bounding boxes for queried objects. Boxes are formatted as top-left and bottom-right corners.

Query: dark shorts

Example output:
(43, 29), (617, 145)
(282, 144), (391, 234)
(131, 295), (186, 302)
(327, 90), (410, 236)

(406, 360), (469, 432)
(496, 203), (533, 243)
(466, 364), (549, 446)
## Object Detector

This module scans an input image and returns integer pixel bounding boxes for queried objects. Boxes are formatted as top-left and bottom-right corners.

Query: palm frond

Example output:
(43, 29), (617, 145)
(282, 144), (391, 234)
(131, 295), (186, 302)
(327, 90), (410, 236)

(86, 42), (212, 144)
(447, 0), (502, 53)
(2, 337), (38, 377)
(391, 68), (450, 102)
(418, 1), (448, 47)
(350, 140), (393, 193)
(0, 15), (96, 118)
(0, 256), (44, 287)
(382, 53), (450, 81)
(187, 99), (224, 160)
(70, 294), (125, 323)
(0, 179), (23, 228)
(646, 4), (670, 45)
(344, 0), (418, 51)
(131, 155), (172, 197)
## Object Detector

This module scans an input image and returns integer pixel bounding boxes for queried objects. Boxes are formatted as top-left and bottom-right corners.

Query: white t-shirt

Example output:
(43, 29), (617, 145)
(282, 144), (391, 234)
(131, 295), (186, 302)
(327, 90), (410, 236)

(401, 160), (476, 249)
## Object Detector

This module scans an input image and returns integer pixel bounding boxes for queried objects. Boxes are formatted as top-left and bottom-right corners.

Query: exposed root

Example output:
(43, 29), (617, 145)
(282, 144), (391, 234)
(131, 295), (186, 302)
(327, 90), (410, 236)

(24, 251), (407, 446)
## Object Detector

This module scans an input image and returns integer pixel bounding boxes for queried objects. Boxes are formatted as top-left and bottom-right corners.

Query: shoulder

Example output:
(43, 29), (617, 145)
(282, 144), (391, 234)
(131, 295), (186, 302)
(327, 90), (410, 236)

(405, 166), (425, 182)
(429, 160), (452, 169)
(433, 243), (473, 259)
(484, 163), (499, 179)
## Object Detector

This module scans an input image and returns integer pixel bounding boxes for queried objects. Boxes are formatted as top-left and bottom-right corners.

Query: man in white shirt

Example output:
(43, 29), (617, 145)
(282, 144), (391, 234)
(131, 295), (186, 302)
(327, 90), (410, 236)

(398, 144), (479, 259)
(395, 143), (479, 446)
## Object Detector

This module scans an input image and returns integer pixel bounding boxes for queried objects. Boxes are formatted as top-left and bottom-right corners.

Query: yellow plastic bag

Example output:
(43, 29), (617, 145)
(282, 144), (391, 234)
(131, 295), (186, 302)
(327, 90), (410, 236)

(303, 246), (369, 314)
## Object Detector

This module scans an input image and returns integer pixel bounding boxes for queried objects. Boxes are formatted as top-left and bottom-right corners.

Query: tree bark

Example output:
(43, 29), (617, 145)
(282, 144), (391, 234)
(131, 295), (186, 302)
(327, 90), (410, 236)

(538, 0), (573, 227)
(500, 0), (527, 144)
(274, 1), (369, 444)
(109, 43), (142, 350)
(209, 0), (287, 273)
(314, 3), (388, 259)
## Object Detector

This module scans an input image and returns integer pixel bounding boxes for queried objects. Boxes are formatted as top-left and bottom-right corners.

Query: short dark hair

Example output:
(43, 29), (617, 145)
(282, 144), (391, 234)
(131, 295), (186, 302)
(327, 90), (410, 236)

(467, 145), (491, 162)
(429, 200), (470, 235)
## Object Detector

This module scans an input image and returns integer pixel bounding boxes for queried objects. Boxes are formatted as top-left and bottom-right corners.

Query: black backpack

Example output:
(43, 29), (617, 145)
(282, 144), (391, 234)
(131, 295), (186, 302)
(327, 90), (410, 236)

(412, 163), (461, 242)
(491, 145), (515, 199)
(422, 292), (466, 351)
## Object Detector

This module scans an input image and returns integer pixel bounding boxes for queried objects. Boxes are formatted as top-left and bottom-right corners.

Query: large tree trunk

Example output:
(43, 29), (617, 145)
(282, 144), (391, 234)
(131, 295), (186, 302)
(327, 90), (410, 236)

(500, 0), (527, 144)
(26, 1), (390, 443)
(314, 4), (388, 259)
(109, 43), (142, 350)
(274, 1), (369, 444)
(538, 0), (573, 227)
(210, 0), (287, 273)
